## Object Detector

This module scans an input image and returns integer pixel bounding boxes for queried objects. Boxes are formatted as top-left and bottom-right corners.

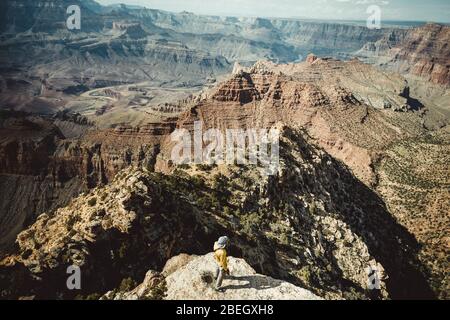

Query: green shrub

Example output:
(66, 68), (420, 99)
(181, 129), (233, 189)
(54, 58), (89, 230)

(118, 242), (129, 259)
(84, 293), (102, 300)
(197, 164), (214, 171)
(191, 175), (206, 188)
(88, 197), (97, 207)
(297, 266), (312, 284)
(144, 278), (168, 300)
(118, 277), (138, 292)
(241, 212), (264, 235)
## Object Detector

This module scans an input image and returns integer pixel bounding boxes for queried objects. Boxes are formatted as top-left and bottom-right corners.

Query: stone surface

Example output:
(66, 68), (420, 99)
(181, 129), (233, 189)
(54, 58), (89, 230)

(104, 253), (322, 300)
(165, 253), (322, 300)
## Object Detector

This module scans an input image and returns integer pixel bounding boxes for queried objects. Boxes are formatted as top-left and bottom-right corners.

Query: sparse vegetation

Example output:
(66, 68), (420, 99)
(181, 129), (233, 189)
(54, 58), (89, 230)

(118, 277), (138, 292)
(88, 197), (97, 207)
(144, 277), (168, 300)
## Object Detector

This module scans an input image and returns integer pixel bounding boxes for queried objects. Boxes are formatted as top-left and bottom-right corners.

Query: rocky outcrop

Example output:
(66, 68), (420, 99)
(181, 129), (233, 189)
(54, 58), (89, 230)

(306, 53), (318, 64)
(165, 254), (321, 300)
(103, 253), (322, 300)
(212, 72), (261, 104)
(160, 58), (424, 185)
(0, 112), (172, 250)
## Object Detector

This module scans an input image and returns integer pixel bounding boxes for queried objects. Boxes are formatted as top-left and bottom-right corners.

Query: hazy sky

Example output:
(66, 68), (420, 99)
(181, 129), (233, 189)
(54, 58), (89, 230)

(96, 0), (450, 22)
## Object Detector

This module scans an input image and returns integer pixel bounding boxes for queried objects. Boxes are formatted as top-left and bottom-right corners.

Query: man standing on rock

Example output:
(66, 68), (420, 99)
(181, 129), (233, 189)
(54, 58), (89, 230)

(214, 236), (230, 292)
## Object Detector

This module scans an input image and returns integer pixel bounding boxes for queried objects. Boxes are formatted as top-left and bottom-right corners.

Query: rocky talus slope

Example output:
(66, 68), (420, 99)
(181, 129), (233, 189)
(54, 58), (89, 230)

(103, 253), (322, 300)
(0, 125), (434, 300)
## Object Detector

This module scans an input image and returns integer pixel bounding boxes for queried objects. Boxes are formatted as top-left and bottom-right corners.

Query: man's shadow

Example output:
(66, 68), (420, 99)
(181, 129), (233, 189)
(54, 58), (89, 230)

(221, 275), (282, 291)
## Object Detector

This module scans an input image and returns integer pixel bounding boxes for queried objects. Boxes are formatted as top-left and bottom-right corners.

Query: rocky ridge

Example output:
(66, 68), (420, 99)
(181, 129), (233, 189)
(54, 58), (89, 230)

(0, 124), (434, 300)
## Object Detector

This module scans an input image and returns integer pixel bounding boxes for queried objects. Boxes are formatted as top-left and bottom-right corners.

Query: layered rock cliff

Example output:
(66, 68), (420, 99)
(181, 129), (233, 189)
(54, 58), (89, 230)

(132, 8), (396, 59)
(357, 23), (450, 86)
(158, 57), (425, 185)
(0, 111), (172, 250)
